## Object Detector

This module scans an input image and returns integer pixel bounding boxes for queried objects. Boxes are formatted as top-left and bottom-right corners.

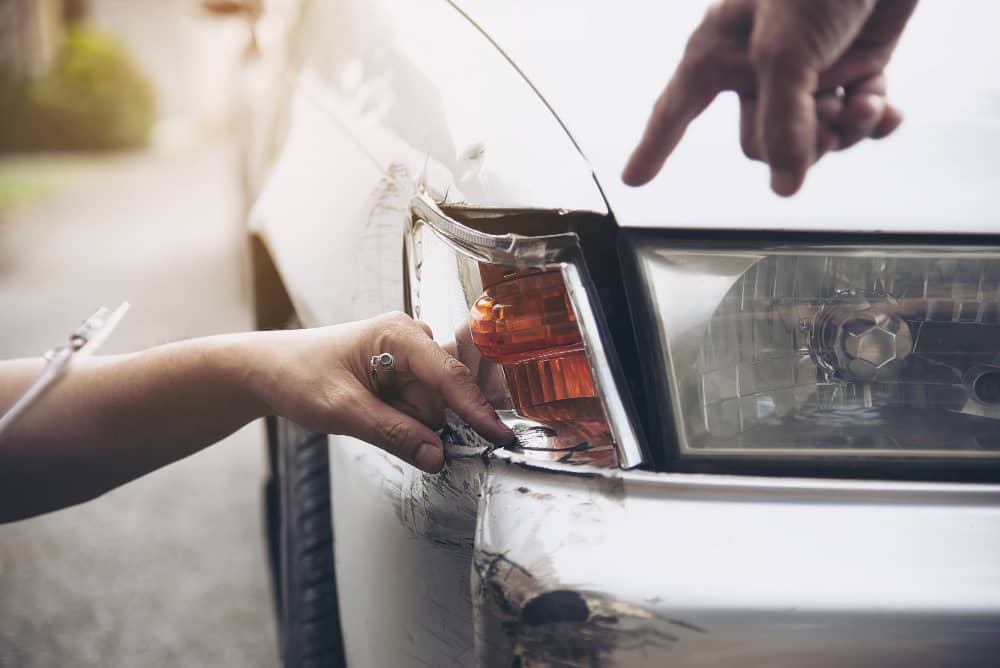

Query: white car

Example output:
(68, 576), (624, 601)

(228, 0), (1000, 665)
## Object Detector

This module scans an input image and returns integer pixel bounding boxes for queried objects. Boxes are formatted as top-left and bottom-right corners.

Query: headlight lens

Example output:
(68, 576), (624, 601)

(634, 244), (1000, 458)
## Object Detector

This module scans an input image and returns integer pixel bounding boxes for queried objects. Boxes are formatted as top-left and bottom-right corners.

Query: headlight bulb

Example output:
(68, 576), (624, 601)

(810, 294), (914, 383)
(968, 364), (1000, 406)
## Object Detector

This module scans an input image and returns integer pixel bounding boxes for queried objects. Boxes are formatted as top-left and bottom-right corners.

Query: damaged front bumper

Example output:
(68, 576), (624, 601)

(471, 451), (1000, 667)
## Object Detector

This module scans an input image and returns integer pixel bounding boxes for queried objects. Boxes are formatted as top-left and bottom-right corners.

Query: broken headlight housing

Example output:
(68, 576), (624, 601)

(629, 239), (1000, 473)
(408, 195), (645, 469)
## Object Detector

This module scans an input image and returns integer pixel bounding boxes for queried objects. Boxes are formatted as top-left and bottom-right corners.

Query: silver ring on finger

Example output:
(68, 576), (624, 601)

(371, 352), (396, 398)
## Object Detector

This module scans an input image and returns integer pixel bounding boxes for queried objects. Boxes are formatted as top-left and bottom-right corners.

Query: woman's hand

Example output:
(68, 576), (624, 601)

(623, 0), (919, 196)
(249, 312), (514, 473)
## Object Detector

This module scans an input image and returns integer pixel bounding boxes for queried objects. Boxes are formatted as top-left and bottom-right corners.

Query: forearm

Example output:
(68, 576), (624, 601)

(0, 334), (267, 522)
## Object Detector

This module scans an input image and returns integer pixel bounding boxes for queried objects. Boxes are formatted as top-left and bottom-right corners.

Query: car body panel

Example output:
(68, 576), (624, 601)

(456, 0), (1000, 234)
(247, 0), (608, 328)
(249, 0), (606, 328)
(249, 80), (404, 327)
(329, 437), (486, 667)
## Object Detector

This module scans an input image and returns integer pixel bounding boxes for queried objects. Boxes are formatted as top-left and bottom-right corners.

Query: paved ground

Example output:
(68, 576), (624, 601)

(0, 138), (279, 668)
(88, 0), (250, 143)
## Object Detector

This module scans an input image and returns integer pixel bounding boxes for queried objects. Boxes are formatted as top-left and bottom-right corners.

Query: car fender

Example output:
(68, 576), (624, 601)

(247, 0), (605, 329)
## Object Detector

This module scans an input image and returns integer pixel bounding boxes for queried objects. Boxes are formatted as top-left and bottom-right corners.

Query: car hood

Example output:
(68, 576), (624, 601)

(455, 0), (1000, 235)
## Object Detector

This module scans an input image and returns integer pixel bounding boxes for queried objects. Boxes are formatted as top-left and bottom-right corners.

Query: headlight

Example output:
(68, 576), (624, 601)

(631, 241), (1000, 463)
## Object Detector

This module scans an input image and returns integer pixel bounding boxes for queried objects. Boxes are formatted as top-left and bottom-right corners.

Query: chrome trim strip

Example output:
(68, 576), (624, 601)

(489, 447), (1000, 499)
(410, 193), (580, 268)
(561, 261), (645, 469)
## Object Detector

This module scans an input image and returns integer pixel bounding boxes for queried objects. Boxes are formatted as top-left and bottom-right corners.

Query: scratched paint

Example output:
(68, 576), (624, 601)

(382, 436), (486, 553)
(378, 417), (689, 666)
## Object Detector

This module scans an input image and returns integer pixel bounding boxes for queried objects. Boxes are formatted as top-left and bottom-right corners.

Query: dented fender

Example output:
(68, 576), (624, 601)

(246, 0), (605, 330)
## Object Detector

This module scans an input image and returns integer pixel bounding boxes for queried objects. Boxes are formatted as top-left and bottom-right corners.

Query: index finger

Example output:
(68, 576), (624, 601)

(388, 327), (514, 446)
(622, 2), (757, 187)
(622, 59), (720, 187)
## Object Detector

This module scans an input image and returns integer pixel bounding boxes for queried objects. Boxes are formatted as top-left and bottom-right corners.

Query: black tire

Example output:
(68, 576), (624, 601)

(266, 416), (347, 668)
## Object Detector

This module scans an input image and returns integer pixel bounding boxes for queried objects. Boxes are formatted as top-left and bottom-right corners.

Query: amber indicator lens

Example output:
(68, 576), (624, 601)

(469, 270), (597, 417)
(471, 270), (582, 362)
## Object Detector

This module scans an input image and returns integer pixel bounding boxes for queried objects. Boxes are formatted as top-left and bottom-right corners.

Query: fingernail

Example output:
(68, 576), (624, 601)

(415, 442), (444, 473)
(621, 157), (649, 187)
(621, 164), (639, 186)
(494, 414), (516, 445)
(771, 169), (801, 196)
(498, 429), (516, 447)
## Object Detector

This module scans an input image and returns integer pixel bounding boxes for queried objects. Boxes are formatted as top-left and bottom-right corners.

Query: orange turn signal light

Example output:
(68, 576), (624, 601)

(469, 270), (597, 419)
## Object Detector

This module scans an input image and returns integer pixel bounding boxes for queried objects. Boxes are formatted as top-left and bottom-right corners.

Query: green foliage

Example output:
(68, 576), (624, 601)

(0, 25), (156, 152)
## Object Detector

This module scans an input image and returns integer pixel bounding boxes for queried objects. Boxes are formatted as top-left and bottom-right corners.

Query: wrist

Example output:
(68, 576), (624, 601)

(204, 332), (274, 421)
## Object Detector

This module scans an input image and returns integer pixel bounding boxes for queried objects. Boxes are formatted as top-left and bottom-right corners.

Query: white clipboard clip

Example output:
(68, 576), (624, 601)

(0, 303), (130, 438)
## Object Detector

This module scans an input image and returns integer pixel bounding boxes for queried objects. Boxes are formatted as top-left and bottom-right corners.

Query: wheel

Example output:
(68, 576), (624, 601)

(265, 416), (347, 667)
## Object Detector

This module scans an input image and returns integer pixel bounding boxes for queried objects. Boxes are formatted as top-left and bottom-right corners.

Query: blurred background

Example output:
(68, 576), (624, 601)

(0, 1), (279, 665)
